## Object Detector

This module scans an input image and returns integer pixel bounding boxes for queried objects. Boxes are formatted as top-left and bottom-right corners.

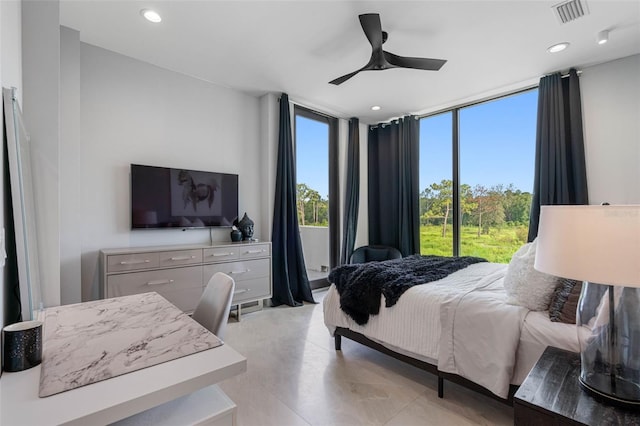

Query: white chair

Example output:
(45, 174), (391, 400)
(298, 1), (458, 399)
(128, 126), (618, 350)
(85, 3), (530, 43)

(192, 272), (235, 339)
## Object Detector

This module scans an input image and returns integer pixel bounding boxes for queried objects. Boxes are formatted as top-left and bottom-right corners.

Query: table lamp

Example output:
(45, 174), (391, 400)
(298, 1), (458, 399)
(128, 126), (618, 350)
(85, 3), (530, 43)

(535, 205), (640, 408)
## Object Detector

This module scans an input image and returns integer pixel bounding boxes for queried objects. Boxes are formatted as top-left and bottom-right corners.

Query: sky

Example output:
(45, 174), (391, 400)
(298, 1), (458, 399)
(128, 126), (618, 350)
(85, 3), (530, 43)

(296, 115), (330, 198)
(296, 88), (538, 198)
(421, 88), (538, 193)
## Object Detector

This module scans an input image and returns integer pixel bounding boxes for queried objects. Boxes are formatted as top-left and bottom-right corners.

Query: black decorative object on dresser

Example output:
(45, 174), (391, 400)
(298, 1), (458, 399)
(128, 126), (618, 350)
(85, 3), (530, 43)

(235, 212), (255, 241)
(514, 346), (640, 426)
(230, 228), (242, 242)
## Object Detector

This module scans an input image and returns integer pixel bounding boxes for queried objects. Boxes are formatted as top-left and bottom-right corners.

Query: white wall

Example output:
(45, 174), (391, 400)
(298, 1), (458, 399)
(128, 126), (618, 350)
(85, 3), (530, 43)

(581, 54), (640, 204)
(299, 226), (329, 271)
(258, 93), (279, 241)
(70, 43), (261, 301)
(1, 1), (22, 98)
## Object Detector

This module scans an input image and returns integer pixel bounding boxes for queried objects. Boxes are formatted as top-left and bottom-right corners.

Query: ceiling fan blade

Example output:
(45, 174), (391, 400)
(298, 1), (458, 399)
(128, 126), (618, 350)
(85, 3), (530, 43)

(329, 69), (362, 85)
(359, 13), (383, 50)
(384, 51), (447, 71)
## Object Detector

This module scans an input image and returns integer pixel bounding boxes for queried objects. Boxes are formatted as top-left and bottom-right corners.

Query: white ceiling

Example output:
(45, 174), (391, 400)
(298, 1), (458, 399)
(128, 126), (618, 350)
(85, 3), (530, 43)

(60, 0), (640, 124)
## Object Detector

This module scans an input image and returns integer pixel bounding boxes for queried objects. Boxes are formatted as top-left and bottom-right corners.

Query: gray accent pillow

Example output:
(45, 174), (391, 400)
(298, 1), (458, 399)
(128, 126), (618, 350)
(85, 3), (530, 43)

(549, 278), (582, 324)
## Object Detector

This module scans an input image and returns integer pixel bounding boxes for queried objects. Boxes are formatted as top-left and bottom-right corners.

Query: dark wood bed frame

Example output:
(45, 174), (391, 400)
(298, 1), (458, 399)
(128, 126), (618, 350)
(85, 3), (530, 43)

(334, 326), (518, 406)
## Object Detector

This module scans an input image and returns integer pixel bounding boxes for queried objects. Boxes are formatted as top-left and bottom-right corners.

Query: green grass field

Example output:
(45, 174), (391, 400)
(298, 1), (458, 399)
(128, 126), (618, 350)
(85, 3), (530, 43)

(420, 224), (528, 263)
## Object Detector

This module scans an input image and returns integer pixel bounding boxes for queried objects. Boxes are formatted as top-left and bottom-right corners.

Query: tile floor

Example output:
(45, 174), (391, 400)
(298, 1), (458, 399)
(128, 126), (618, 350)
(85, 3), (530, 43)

(219, 288), (514, 426)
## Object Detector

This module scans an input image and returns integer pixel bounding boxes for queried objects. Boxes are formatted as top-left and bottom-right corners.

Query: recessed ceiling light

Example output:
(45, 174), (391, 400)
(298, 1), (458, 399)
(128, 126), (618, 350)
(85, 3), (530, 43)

(141, 9), (162, 23)
(597, 30), (609, 45)
(371, 105), (381, 111)
(547, 42), (570, 53)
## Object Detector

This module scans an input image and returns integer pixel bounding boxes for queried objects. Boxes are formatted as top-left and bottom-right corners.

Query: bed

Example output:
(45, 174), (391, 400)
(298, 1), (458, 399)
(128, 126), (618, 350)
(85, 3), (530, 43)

(323, 253), (580, 404)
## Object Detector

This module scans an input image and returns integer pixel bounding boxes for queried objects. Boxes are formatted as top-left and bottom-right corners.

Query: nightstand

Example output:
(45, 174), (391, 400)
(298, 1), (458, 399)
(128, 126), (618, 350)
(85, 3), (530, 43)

(514, 346), (640, 426)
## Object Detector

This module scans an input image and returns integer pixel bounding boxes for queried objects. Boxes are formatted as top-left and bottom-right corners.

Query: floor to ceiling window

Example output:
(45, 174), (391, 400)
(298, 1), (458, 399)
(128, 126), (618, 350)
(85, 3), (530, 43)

(419, 88), (538, 263)
(419, 112), (453, 256)
(294, 106), (338, 287)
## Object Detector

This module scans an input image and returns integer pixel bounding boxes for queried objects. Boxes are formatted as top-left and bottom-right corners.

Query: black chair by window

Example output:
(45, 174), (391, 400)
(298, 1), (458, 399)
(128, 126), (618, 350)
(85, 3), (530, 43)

(349, 245), (402, 264)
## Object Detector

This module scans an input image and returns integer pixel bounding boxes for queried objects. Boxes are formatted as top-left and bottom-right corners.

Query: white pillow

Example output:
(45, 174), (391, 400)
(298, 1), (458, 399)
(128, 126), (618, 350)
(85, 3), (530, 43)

(503, 239), (560, 311)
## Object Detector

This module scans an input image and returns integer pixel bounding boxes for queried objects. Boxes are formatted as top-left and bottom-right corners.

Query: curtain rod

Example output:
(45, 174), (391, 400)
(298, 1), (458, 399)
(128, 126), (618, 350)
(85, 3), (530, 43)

(368, 115), (419, 130)
(560, 69), (582, 78)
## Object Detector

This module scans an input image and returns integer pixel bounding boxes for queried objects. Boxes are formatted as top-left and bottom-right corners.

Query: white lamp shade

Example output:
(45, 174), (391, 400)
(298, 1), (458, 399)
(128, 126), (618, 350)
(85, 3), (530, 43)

(534, 205), (640, 287)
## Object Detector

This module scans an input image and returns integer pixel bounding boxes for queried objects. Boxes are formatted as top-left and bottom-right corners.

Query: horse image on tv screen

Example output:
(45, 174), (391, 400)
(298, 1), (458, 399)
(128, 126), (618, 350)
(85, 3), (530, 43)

(170, 169), (221, 216)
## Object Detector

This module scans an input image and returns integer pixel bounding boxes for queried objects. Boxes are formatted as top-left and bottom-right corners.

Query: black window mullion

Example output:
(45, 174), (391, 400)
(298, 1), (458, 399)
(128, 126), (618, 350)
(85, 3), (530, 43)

(328, 117), (339, 270)
(452, 108), (460, 257)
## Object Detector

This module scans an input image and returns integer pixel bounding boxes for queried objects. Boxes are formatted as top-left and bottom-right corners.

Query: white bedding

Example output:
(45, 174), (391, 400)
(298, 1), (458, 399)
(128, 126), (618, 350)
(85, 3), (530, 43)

(437, 265), (528, 397)
(323, 262), (580, 398)
(324, 262), (506, 362)
(512, 310), (580, 383)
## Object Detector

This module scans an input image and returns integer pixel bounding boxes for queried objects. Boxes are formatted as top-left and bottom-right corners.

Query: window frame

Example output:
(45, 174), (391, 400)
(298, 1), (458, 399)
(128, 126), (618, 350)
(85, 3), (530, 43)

(293, 105), (339, 284)
(419, 86), (538, 257)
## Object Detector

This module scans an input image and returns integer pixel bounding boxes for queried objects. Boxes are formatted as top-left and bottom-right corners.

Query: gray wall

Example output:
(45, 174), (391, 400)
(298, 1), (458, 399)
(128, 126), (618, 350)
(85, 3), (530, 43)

(60, 26), (81, 304)
(22, 0), (61, 310)
(64, 43), (262, 302)
(581, 54), (640, 204)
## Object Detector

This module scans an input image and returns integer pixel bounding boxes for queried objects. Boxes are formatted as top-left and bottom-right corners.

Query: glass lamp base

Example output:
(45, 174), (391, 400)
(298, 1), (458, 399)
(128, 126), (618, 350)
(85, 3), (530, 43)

(578, 282), (640, 411)
(580, 374), (640, 410)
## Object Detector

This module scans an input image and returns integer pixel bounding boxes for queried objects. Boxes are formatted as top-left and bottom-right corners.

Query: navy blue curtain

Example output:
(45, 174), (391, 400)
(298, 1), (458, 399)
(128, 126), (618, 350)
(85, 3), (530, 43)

(528, 69), (589, 241)
(368, 115), (420, 256)
(271, 93), (315, 307)
(339, 118), (360, 265)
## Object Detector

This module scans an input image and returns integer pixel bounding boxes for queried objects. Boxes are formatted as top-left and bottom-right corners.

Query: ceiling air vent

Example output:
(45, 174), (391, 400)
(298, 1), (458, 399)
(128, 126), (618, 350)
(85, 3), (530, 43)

(552, 0), (589, 24)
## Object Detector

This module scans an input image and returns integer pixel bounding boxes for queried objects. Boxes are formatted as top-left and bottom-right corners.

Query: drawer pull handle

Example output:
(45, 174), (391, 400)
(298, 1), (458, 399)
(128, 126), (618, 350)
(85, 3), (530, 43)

(169, 256), (196, 261)
(212, 252), (235, 257)
(146, 279), (174, 286)
(244, 250), (265, 254)
(119, 259), (151, 265)
(229, 269), (251, 275)
(234, 289), (250, 295)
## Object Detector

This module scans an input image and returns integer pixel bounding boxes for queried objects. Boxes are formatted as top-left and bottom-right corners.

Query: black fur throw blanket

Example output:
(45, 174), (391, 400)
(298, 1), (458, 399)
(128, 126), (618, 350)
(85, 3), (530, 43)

(328, 255), (487, 325)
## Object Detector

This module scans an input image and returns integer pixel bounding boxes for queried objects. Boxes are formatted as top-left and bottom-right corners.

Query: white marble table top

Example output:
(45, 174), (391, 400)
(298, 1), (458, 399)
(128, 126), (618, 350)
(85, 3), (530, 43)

(39, 292), (222, 397)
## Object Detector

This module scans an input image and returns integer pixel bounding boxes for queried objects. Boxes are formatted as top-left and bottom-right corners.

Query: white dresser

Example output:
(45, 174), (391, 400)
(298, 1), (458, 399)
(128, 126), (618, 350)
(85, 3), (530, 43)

(101, 241), (272, 315)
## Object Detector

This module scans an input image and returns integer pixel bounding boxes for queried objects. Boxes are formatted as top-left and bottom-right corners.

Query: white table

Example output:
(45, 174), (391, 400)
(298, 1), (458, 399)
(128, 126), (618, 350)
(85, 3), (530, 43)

(0, 295), (246, 425)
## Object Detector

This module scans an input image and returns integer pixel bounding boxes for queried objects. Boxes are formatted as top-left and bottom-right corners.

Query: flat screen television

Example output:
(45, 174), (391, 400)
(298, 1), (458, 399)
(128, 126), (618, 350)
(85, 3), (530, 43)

(131, 164), (239, 229)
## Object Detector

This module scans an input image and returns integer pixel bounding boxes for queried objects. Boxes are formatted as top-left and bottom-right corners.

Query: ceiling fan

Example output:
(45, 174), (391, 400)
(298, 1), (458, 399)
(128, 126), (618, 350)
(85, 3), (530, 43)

(329, 13), (447, 85)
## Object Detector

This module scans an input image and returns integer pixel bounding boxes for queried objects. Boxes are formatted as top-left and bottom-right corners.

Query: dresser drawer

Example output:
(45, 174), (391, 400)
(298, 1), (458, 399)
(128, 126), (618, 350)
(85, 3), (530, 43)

(107, 266), (202, 298)
(203, 246), (239, 262)
(102, 243), (272, 315)
(107, 252), (160, 272)
(233, 278), (271, 304)
(204, 259), (269, 283)
(159, 249), (203, 267)
(237, 244), (270, 260)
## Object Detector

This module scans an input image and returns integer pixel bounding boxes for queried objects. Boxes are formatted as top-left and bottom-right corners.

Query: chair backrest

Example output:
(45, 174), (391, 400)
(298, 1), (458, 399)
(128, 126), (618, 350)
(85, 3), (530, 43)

(349, 245), (402, 264)
(192, 272), (235, 339)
